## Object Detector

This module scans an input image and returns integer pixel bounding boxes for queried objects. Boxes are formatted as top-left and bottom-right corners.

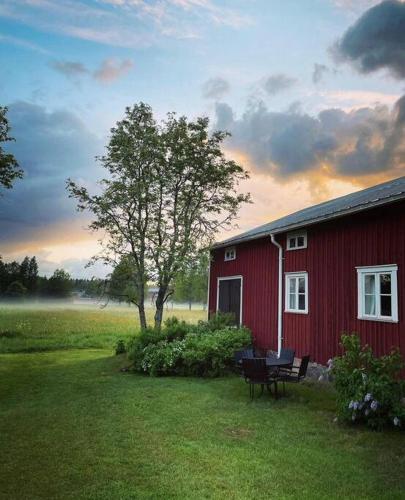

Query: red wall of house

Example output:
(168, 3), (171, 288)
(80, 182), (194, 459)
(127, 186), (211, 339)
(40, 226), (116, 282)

(209, 237), (279, 350)
(209, 200), (405, 364)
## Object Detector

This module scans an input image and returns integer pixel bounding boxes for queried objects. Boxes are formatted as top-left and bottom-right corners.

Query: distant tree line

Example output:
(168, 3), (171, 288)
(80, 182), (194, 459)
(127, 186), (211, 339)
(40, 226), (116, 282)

(0, 256), (103, 300)
(107, 252), (209, 309)
(0, 254), (208, 305)
(172, 253), (209, 309)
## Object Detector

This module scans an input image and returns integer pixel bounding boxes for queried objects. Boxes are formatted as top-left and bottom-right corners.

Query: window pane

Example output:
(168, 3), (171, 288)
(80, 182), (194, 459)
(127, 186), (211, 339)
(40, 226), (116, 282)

(298, 294), (305, 310)
(289, 278), (296, 293)
(297, 236), (304, 247)
(298, 277), (305, 293)
(289, 238), (296, 248)
(365, 294), (376, 315)
(381, 295), (392, 317)
(380, 274), (391, 295)
(289, 293), (296, 310)
(364, 274), (375, 294)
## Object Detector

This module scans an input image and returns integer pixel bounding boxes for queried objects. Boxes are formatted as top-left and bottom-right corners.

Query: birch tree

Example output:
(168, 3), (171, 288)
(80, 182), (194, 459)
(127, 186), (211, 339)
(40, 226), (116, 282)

(67, 103), (250, 330)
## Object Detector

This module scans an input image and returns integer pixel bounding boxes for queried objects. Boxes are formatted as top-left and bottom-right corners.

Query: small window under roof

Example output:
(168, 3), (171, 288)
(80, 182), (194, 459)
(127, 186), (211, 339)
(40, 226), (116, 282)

(224, 246), (236, 261)
(287, 230), (307, 251)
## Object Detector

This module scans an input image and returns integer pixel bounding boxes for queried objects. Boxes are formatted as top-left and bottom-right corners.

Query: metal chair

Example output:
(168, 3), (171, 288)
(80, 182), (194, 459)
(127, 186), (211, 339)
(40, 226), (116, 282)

(279, 348), (295, 366)
(234, 349), (254, 373)
(276, 355), (310, 395)
(241, 358), (275, 399)
(254, 347), (267, 358)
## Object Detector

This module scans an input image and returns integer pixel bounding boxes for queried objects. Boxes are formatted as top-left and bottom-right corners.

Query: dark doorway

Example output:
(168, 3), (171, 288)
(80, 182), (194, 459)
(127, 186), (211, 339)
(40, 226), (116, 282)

(217, 277), (242, 326)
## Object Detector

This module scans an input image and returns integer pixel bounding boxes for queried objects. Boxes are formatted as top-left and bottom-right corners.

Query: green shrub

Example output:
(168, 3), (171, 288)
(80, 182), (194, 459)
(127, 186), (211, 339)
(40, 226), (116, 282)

(127, 327), (164, 371)
(114, 339), (126, 355)
(332, 333), (405, 430)
(193, 312), (237, 333)
(141, 339), (186, 376)
(181, 328), (251, 377)
(0, 330), (20, 338)
(126, 315), (252, 377)
(163, 316), (189, 342)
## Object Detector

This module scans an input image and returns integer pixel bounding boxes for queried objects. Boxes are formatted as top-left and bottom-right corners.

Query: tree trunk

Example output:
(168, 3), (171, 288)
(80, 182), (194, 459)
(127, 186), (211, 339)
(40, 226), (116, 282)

(154, 286), (167, 330)
(138, 302), (147, 330)
(188, 300), (192, 311)
(137, 283), (147, 330)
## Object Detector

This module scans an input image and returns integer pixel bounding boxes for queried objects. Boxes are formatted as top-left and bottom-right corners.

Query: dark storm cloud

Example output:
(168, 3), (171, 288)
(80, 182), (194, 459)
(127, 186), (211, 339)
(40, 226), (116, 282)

(0, 101), (102, 242)
(333, 0), (405, 79)
(215, 97), (405, 179)
(202, 77), (230, 100)
(312, 63), (329, 84)
(263, 74), (296, 95)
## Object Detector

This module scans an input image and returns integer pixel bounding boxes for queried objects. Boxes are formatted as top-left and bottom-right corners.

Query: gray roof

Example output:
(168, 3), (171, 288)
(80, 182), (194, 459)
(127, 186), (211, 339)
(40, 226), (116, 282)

(214, 176), (405, 248)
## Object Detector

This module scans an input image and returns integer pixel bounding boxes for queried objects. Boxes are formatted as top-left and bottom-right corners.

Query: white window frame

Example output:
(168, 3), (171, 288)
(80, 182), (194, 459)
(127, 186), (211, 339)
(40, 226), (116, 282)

(286, 230), (307, 251)
(356, 265), (398, 323)
(224, 246), (236, 262)
(285, 272), (308, 314)
(216, 275), (243, 325)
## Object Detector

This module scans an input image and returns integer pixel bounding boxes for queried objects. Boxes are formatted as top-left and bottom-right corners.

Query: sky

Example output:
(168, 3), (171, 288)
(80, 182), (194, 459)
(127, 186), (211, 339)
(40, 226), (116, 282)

(1, 0), (405, 278)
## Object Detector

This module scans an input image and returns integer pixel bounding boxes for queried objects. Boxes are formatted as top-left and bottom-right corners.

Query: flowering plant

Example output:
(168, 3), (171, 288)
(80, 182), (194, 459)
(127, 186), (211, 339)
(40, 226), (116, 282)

(332, 333), (405, 430)
(127, 314), (252, 377)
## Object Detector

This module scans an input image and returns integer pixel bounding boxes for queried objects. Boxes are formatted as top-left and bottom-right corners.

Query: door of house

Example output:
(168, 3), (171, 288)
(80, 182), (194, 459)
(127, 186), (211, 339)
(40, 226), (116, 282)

(217, 277), (242, 326)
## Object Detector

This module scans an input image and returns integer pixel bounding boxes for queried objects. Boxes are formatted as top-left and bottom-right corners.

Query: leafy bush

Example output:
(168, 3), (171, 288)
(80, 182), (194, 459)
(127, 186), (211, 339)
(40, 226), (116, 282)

(141, 339), (186, 376)
(163, 316), (189, 342)
(181, 327), (251, 377)
(0, 330), (20, 338)
(332, 333), (405, 430)
(115, 339), (126, 355)
(193, 312), (237, 333)
(126, 314), (252, 377)
(127, 327), (164, 371)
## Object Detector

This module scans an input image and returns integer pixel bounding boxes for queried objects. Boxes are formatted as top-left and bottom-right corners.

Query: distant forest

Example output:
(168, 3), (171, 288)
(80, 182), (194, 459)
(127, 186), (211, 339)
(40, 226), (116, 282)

(0, 256), (102, 300)
(0, 255), (208, 307)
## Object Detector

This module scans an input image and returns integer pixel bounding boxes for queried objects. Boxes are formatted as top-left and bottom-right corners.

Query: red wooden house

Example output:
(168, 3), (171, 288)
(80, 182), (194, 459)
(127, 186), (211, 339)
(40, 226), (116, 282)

(208, 176), (405, 364)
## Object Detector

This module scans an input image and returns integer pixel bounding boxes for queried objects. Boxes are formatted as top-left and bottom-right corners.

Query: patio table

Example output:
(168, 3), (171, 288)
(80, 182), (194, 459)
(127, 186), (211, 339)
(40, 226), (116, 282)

(265, 356), (292, 368)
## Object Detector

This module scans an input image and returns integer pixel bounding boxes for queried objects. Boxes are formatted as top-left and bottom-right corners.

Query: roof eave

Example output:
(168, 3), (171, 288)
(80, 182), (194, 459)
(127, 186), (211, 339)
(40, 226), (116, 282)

(211, 193), (405, 250)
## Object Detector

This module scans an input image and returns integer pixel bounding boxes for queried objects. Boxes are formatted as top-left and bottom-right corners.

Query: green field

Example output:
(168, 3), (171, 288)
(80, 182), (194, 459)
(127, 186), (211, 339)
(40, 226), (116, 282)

(0, 303), (205, 353)
(1, 305), (405, 499)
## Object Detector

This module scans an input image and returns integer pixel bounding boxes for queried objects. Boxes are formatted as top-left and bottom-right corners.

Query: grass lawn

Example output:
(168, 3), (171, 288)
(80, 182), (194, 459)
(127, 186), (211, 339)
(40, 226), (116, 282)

(0, 304), (205, 353)
(1, 307), (405, 499)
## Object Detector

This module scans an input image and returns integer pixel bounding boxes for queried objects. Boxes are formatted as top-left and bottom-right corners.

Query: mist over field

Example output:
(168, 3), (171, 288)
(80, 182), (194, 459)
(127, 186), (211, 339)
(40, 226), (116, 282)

(0, 303), (206, 355)
(0, 298), (206, 311)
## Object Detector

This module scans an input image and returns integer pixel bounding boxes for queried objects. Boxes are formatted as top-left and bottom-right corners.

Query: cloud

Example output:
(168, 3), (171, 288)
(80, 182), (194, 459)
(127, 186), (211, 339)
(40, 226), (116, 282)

(102, 0), (253, 30)
(333, 0), (405, 79)
(0, 0), (251, 49)
(332, 0), (382, 11)
(215, 97), (405, 182)
(0, 101), (102, 245)
(49, 58), (133, 83)
(202, 77), (230, 99)
(263, 74), (297, 95)
(93, 58), (133, 83)
(312, 63), (329, 84)
(318, 90), (400, 110)
(49, 60), (88, 79)
(0, 33), (50, 55)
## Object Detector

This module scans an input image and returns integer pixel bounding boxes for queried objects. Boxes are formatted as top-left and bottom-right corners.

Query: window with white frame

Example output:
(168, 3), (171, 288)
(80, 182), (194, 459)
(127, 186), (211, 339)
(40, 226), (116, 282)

(224, 246), (236, 261)
(357, 265), (398, 322)
(285, 272), (308, 313)
(287, 230), (307, 250)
